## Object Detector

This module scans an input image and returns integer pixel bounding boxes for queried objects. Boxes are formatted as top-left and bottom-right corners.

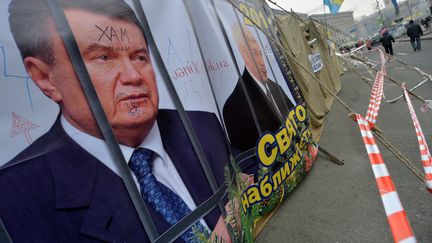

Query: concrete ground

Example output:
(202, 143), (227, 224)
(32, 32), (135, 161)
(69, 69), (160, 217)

(256, 40), (432, 242)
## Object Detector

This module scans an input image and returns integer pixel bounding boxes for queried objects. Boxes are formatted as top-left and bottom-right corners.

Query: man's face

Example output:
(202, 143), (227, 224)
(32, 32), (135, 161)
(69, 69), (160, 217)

(48, 9), (158, 146)
(239, 31), (268, 82)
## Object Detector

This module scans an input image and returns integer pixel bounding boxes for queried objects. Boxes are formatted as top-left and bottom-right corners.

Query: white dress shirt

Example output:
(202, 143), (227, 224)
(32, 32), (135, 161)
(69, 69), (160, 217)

(247, 68), (267, 94)
(247, 68), (283, 118)
(61, 115), (209, 228)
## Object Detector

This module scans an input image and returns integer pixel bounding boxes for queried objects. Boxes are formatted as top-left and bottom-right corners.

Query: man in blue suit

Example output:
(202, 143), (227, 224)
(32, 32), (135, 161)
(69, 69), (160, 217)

(0, 0), (231, 242)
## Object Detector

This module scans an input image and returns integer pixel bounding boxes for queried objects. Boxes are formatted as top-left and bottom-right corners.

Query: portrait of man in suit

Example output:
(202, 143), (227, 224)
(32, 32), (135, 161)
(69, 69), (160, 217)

(0, 0), (231, 242)
(222, 24), (295, 156)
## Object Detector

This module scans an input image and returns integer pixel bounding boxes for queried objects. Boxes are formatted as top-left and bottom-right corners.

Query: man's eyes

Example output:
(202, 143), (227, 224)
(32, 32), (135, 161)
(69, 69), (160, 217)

(88, 52), (149, 63)
(89, 53), (112, 62)
(97, 54), (111, 61)
(133, 54), (150, 63)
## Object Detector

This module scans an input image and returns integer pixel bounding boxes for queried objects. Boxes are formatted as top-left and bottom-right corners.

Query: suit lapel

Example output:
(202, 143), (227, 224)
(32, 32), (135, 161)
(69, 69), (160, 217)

(242, 70), (283, 125)
(46, 119), (147, 242)
(78, 164), (147, 242)
(267, 80), (293, 117)
(157, 110), (215, 227)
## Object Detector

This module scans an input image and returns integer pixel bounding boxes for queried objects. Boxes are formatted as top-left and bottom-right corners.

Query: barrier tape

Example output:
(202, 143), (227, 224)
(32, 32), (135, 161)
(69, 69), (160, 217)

(379, 49), (386, 75)
(349, 44), (367, 54)
(356, 114), (416, 243)
(364, 50), (386, 127)
(365, 71), (385, 127)
(386, 77), (430, 104)
(402, 84), (432, 193)
(367, 49), (388, 124)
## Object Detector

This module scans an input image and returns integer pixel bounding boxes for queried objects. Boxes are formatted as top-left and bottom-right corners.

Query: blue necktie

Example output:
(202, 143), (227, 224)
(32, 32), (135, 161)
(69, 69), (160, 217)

(128, 148), (205, 242)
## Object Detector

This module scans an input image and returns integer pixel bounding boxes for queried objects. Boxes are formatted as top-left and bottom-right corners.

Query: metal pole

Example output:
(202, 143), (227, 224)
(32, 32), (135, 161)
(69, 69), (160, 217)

(324, 2), (329, 38)
(45, 0), (159, 240)
(376, 0), (385, 26)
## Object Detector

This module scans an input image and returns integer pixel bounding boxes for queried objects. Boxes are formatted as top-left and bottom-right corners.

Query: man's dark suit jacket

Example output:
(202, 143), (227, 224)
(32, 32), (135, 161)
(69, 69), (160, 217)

(0, 109), (229, 243)
(223, 69), (294, 154)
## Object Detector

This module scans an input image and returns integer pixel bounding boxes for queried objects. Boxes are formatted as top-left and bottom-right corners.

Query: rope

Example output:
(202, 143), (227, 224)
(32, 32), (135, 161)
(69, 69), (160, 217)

(356, 114), (416, 243)
(373, 129), (425, 182)
(403, 84), (432, 192)
(352, 53), (428, 103)
(345, 51), (425, 182)
(226, 0), (426, 184)
(266, 0), (341, 47)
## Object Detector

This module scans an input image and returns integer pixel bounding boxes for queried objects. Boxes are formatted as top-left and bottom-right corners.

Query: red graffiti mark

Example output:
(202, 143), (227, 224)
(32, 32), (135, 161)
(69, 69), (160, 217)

(10, 111), (39, 144)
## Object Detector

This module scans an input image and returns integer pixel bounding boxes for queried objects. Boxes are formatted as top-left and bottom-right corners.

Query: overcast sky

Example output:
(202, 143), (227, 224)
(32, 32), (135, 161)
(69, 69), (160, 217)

(271, 0), (388, 19)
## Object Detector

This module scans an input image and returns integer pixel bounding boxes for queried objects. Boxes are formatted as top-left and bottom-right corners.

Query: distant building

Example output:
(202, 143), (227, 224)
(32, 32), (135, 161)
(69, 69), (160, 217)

(356, 0), (431, 38)
(357, 12), (382, 37)
(310, 11), (356, 45)
(356, 21), (368, 39)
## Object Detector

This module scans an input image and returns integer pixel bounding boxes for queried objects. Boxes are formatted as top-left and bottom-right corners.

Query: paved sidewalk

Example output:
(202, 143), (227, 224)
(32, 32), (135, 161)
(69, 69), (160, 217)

(256, 41), (432, 243)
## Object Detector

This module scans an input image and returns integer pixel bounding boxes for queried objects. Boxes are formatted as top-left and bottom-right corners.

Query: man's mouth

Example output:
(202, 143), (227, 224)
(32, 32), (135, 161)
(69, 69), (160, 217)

(116, 92), (150, 103)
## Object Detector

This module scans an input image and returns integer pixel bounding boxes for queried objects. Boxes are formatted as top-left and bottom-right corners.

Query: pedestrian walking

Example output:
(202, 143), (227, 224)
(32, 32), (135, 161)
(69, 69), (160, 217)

(380, 31), (395, 55)
(406, 20), (424, 51)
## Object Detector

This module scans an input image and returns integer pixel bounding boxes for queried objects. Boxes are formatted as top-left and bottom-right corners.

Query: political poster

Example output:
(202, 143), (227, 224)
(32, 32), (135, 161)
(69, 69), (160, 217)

(193, 0), (317, 237)
(0, 0), (317, 242)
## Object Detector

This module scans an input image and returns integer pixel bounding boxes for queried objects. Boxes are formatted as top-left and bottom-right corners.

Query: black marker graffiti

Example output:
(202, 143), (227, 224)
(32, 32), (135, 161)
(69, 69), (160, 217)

(95, 25), (130, 43)
(127, 99), (142, 118)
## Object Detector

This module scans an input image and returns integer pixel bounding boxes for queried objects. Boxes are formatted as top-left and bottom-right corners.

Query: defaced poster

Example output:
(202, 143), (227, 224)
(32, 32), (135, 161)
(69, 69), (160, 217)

(0, 0), (317, 242)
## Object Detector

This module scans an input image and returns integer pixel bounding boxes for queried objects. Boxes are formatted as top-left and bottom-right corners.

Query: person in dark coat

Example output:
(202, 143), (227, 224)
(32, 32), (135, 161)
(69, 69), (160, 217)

(380, 31), (395, 55)
(406, 20), (424, 51)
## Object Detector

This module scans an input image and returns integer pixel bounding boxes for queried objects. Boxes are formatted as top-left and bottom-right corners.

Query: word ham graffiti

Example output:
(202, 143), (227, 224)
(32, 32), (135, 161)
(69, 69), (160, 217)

(10, 111), (39, 144)
(95, 25), (130, 43)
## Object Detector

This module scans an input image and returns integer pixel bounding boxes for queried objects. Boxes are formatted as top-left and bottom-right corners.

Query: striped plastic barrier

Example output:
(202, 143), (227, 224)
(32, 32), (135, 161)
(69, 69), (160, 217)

(365, 71), (385, 127)
(379, 49), (387, 75)
(356, 114), (416, 243)
(403, 84), (432, 193)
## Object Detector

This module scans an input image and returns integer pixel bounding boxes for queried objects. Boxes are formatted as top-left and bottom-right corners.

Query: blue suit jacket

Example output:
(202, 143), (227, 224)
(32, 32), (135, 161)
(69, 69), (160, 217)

(0, 109), (229, 242)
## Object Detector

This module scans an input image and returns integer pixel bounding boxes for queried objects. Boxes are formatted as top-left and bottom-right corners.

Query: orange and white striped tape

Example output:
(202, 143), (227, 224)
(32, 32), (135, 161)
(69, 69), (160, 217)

(356, 114), (416, 243)
(403, 84), (432, 193)
(365, 71), (385, 127)
(365, 50), (386, 127)
(379, 49), (387, 75)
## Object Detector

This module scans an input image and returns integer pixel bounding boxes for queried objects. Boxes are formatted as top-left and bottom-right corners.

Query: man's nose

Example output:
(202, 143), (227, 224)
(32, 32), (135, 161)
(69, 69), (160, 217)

(118, 60), (142, 85)
(258, 58), (265, 67)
